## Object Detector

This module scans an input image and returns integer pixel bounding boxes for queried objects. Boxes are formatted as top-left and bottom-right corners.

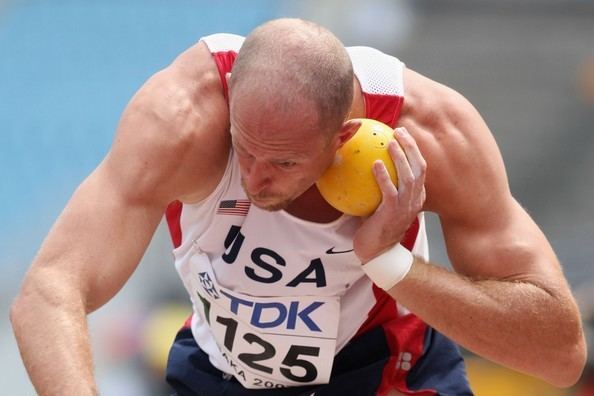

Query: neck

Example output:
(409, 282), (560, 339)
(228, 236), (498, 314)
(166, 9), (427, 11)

(285, 185), (343, 223)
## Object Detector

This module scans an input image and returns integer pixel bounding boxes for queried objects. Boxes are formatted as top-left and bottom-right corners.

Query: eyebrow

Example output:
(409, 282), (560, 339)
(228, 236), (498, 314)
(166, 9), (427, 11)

(230, 128), (311, 162)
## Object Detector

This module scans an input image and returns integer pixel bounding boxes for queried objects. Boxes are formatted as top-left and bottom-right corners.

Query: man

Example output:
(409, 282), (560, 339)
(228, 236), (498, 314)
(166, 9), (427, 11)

(11, 18), (586, 395)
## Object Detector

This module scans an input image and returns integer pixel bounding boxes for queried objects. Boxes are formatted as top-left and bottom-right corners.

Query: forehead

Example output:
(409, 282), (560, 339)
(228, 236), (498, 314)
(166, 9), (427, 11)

(230, 93), (328, 158)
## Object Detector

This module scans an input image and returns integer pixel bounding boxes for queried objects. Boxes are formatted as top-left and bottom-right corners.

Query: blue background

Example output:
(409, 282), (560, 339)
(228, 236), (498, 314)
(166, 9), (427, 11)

(2, 1), (593, 394)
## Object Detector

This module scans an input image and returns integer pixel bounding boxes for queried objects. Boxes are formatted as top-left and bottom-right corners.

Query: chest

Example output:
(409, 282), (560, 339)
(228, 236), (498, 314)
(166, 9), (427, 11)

(194, 204), (365, 298)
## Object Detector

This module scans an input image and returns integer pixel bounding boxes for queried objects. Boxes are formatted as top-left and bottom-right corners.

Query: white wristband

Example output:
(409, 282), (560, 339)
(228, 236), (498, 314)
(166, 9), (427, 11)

(362, 244), (414, 290)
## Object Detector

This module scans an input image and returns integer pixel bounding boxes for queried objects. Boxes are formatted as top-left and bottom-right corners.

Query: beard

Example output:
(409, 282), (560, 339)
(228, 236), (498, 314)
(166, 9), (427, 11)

(251, 197), (293, 211)
(241, 179), (294, 211)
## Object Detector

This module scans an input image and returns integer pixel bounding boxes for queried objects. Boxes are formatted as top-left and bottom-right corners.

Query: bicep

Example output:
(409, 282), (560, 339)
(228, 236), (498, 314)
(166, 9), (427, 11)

(439, 197), (562, 287)
(414, 84), (563, 287)
(26, 45), (227, 312)
(29, 163), (166, 312)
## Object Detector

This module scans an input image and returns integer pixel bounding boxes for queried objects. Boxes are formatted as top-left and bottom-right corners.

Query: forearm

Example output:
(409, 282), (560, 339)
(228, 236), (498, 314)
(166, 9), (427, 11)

(10, 270), (97, 396)
(388, 257), (586, 387)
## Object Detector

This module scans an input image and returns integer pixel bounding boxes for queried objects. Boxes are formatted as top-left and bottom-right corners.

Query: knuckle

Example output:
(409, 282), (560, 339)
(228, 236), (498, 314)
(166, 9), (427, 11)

(397, 136), (412, 149)
(401, 174), (415, 186)
(378, 172), (391, 185)
(417, 189), (427, 206)
(392, 146), (406, 160)
(384, 187), (399, 200)
(418, 159), (428, 173)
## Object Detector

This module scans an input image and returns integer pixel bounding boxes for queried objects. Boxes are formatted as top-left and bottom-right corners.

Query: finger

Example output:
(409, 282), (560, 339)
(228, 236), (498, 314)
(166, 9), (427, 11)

(394, 127), (427, 180)
(393, 128), (426, 206)
(387, 139), (414, 193)
(372, 160), (398, 200)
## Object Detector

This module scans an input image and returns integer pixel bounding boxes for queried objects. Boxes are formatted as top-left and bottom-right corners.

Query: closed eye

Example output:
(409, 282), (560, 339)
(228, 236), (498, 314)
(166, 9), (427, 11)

(275, 160), (297, 169)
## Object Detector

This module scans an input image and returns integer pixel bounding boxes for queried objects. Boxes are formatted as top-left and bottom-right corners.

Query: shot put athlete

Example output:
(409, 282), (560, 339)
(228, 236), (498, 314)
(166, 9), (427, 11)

(11, 18), (586, 395)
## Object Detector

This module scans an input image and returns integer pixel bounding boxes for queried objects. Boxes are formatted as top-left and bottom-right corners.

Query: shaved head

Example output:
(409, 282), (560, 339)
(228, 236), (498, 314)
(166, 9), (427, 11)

(229, 18), (354, 136)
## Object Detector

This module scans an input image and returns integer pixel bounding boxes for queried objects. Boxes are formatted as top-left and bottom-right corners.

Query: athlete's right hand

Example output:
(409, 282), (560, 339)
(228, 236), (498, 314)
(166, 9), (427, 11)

(353, 127), (427, 263)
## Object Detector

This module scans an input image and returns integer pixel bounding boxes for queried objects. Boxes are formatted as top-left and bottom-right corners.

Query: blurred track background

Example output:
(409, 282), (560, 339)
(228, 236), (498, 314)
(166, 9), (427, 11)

(1, 1), (593, 394)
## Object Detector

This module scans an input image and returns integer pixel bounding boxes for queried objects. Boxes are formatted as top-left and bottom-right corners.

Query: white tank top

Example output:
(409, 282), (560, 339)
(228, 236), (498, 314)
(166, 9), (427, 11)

(166, 34), (429, 389)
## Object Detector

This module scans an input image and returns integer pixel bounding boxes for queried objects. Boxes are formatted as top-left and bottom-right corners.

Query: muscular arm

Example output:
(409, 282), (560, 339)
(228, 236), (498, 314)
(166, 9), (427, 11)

(10, 165), (166, 395)
(10, 42), (229, 395)
(391, 69), (586, 386)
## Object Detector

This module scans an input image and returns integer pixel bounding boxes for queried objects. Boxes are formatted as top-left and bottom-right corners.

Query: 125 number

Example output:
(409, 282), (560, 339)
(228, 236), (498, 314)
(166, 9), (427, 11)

(216, 316), (319, 382)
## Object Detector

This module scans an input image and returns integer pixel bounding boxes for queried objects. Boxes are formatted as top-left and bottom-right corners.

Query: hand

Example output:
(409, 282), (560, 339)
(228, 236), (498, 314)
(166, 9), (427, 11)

(353, 127), (427, 263)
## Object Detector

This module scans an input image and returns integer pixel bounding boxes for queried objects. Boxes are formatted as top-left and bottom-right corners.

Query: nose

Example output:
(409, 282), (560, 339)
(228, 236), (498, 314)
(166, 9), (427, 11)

(243, 160), (272, 196)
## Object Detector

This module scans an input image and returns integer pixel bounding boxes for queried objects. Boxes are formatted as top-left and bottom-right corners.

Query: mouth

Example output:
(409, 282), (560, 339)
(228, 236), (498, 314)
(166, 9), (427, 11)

(242, 179), (276, 201)
(240, 179), (294, 211)
(250, 196), (273, 206)
(247, 191), (276, 202)
(249, 194), (293, 212)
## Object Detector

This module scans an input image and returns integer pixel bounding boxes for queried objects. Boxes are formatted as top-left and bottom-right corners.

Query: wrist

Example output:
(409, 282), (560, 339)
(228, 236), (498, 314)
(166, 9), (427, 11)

(361, 243), (414, 290)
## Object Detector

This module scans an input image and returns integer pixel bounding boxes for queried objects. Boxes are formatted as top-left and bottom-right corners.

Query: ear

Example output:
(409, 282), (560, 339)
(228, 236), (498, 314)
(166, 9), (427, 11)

(331, 119), (361, 150)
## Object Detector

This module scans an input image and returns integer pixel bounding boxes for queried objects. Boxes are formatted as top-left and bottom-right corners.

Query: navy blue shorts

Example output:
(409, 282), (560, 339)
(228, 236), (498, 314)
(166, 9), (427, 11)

(165, 320), (473, 396)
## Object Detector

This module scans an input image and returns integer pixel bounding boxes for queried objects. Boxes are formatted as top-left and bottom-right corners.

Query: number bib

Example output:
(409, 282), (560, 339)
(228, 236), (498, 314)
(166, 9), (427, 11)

(188, 252), (340, 389)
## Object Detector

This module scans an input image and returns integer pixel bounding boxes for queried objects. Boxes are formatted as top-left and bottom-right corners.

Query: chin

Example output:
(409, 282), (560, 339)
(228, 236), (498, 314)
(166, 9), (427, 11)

(251, 198), (291, 212)
(247, 193), (294, 211)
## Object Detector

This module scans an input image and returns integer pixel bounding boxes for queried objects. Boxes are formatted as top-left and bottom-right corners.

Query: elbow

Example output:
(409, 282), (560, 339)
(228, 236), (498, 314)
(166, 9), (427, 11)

(10, 288), (32, 337)
(553, 338), (587, 388)
(11, 269), (84, 333)
(10, 276), (40, 328)
(518, 297), (588, 388)
(541, 329), (588, 388)
(9, 296), (20, 330)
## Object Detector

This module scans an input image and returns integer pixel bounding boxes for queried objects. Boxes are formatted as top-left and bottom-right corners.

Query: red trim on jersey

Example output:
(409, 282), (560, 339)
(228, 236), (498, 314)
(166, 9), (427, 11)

(211, 50), (238, 100)
(182, 314), (192, 329)
(355, 287), (398, 338)
(354, 218), (427, 394)
(166, 200), (183, 248)
(363, 92), (404, 128)
(354, 218), (420, 337)
(377, 315), (437, 396)
(401, 217), (420, 252)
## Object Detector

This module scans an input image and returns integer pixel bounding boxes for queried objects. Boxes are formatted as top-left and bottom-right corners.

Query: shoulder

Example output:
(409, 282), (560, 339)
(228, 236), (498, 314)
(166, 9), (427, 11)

(105, 40), (231, 207)
(347, 46), (405, 124)
(399, 68), (511, 219)
(347, 46), (404, 98)
(200, 33), (245, 53)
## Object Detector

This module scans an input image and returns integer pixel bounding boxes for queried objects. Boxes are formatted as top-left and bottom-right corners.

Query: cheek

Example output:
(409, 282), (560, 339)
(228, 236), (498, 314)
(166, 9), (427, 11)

(235, 152), (252, 171)
(271, 169), (307, 191)
(315, 154), (337, 178)
(297, 163), (327, 187)
(236, 161), (250, 184)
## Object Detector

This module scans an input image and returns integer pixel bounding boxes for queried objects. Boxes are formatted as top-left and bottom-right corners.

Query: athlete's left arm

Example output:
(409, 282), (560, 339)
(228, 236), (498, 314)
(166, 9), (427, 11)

(358, 69), (587, 387)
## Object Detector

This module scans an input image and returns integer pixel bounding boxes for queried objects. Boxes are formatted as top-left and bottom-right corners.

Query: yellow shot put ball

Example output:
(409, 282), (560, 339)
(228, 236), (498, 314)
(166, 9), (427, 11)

(316, 118), (398, 216)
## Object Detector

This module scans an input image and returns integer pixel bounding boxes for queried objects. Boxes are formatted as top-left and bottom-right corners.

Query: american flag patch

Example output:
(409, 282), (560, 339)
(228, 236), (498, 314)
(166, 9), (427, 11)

(216, 199), (251, 216)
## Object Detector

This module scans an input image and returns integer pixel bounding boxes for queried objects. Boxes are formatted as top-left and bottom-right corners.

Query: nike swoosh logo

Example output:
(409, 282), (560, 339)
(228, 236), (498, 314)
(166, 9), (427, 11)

(326, 247), (354, 255)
